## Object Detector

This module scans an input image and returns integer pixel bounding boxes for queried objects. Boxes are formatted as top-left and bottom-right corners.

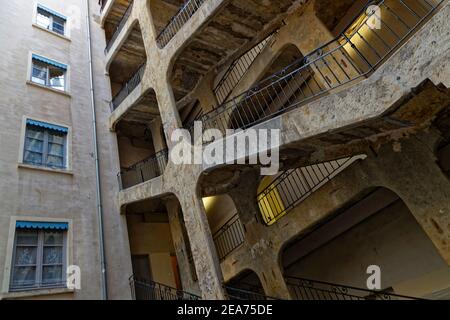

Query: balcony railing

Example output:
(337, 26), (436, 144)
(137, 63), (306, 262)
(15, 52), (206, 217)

(110, 63), (145, 111)
(258, 155), (365, 225)
(225, 285), (279, 300)
(130, 276), (201, 300)
(189, 0), (443, 140)
(285, 276), (421, 300)
(105, 0), (134, 54)
(118, 149), (168, 190)
(213, 214), (245, 261)
(214, 30), (278, 105)
(156, 0), (207, 48)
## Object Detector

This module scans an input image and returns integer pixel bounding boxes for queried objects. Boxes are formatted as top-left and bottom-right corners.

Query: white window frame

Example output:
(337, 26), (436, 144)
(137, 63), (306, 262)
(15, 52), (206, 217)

(1, 217), (73, 295)
(31, 58), (67, 92)
(18, 116), (72, 172)
(10, 228), (68, 291)
(33, 3), (69, 38)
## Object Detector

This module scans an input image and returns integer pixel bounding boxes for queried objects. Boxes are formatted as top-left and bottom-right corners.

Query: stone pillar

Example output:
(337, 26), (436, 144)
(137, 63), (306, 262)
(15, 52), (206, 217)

(371, 135), (450, 265)
(166, 198), (200, 294)
(149, 117), (167, 152)
(228, 169), (261, 225)
(178, 189), (227, 299)
(255, 254), (292, 300)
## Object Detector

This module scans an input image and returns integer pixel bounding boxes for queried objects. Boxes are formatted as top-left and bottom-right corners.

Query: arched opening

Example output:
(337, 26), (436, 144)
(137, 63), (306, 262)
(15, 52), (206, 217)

(202, 194), (245, 261)
(115, 88), (167, 190)
(280, 187), (450, 299)
(126, 196), (200, 300)
(225, 270), (267, 300)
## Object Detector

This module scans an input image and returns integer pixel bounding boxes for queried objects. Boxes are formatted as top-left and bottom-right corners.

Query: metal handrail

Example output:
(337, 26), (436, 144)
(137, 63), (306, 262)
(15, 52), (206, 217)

(105, 0), (134, 54)
(213, 30), (279, 104)
(110, 63), (146, 111)
(285, 276), (422, 300)
(224, 285), (280, 300)
(118, 149), (168, 190)
(188, 0), (443, 140)
(156, 0), (207, 48)
(212, 214), (245, 261)
(130, 275), (201, 300)
(257, 155), (366, 225)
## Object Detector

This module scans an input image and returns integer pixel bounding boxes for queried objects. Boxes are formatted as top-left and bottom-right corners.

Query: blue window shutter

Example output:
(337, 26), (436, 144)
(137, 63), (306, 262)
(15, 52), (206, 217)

(16, 221), (69, 230)
(37, 4), (67, 21)
(26, 119), (68, 133)
(32, 54), (67, 70)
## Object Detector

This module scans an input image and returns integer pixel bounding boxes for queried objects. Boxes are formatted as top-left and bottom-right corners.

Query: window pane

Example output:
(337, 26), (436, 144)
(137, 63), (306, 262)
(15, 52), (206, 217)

(14, 247), (37, 265)
(47, 142), (64, 156)
(24, 150), (43, 165)
(16, 230), (38, 245)
(31, 65), (47, 85)
(43, 247), (63, 264)
(25, 137), (44, 153)
(52, 20), (65, 35)
(36, 10), (51, 29)
(48, 133), (65, 145)
(12, 266), (36, 288)
(42, 265), (63, 284)
(49, 66), (65, 91)
(26, 128), (44, 140)
(46, 155), (64, 168)
(44, 232), (64, 245)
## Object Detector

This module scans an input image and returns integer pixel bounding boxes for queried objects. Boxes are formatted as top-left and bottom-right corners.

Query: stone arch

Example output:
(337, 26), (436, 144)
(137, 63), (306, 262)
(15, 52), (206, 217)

(278, 186), (450, 298)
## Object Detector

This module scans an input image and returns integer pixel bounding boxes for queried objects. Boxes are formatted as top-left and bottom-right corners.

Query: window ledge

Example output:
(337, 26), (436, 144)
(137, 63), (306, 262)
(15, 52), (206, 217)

(1, 287), (74, 300)
(26, 81), (71, 98)
(32, 23), (71, 42)
(18, 163), (73, 176)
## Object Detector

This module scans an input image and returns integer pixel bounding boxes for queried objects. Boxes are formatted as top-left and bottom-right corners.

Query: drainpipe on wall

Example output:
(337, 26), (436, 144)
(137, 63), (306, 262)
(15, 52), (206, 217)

(85, 0), (108, 300)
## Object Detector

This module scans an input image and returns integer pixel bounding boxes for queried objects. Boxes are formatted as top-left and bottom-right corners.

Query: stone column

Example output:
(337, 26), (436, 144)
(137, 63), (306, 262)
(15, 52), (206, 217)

(166, 198), (201, 294)
(149, 118), (166, 153)
(371, 135), (450, 265)
(228, 169), (261, 225)
(178, 188), (227, 299)
(255, 254), (292, 300)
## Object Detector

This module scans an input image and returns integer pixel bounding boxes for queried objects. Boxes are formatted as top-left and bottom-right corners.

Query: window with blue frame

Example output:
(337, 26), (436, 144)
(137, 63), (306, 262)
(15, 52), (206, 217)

(23, 119), (68, 169)
(31, 54), (67, 91)
(10, 221), (68, 291)
(36, 4), (66, 35)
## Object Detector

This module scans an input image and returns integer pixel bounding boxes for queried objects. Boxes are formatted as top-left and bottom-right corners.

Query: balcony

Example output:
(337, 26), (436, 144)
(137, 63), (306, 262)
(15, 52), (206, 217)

(130, 276), (201, 300)
(188, 0), (443, 138)
(156, 0), (207, 48)
(105, 0), (134, 54)
(285, 277), (421, 300)
(110, 63), (145, 111)
(118, 149), (168, 190)
(213, 213), (245, 261)
(258, 155), (366, 226)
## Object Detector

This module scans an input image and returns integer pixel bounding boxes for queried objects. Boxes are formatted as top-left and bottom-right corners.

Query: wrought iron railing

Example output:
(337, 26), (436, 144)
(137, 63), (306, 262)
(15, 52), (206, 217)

(118, 149), (168, 190)
(225, 285), (279, 300)
(105, 0), (134, 54)
(156, 0), (207, 48)
(213, 214), (245, 261)
(214, 30), (279, 104)
(258, 155), (366, 225)
(130, 276), (201, 300)
(285, 276), (421, 300)
(110, 63), (145, 111)
(189, 0), (443, 139)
